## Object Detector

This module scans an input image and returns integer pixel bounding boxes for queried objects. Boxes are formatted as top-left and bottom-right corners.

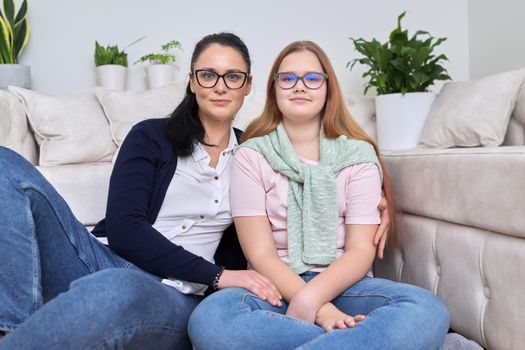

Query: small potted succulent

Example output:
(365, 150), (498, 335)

(0, 0), (31, 89)
(135, 40), (183, 89)
(348, 11), (451, 150)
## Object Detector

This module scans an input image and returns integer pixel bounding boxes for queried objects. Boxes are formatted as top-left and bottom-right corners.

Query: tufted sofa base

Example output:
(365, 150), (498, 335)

(374, 213), (525, 350)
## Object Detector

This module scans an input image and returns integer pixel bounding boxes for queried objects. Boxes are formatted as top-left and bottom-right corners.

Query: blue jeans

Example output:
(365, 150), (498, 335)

(189, 272), (450, 350)
(0, 147), (200, 349)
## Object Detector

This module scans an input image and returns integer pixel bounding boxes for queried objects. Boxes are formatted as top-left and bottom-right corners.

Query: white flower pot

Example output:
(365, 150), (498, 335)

(0, 64), (31, 89)
(95, 65), (127, 90)
(375, 92), (435, 150)
(146, 64), (176, 89)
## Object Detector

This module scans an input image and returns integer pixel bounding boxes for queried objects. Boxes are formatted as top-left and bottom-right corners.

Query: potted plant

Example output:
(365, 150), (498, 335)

(348, 11), (451, 150)
(94, 41), (130, 90)
(135, 40), (182, 89)
(0, 0), (30, 89)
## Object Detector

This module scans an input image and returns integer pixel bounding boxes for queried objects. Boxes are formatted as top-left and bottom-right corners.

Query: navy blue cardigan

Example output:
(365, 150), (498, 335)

(92, 118), (246, 287)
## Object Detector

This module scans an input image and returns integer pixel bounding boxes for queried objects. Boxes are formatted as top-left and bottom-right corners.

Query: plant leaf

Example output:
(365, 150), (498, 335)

(14, 0), (27, 24)
(13, 18), (28, 62)
(3, 0), (14, 25)
(0, 15), (12, 63)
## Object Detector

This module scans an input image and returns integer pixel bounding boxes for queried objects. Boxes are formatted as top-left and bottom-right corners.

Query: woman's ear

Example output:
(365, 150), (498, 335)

(189, 72), (195, 94)
(245, 75), (253, 96)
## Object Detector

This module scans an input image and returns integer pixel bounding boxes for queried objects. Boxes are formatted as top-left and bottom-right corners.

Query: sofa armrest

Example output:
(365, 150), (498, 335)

(375, 146), (525, 349)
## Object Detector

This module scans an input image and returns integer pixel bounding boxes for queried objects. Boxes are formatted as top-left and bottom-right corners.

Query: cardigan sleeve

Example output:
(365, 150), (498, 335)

(105, 121), (220, 285)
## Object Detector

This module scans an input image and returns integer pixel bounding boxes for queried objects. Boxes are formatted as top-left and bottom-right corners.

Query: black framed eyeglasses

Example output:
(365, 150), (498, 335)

(273, 72), (328, 90)
(193, 69), (249, 89)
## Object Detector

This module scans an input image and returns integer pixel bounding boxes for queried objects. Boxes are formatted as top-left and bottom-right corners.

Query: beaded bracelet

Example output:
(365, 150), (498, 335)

(212, 266), (225, 290)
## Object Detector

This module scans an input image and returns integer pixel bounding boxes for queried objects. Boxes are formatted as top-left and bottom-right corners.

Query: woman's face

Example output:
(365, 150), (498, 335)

(190, 43), (251, 125)
(274, 50), (327, 125)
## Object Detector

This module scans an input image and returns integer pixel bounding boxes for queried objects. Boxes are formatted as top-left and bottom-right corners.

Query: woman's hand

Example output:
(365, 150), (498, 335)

(374, 192), (390, 259)
(315, 302), (366, 332)
(218, 269), (282, 307)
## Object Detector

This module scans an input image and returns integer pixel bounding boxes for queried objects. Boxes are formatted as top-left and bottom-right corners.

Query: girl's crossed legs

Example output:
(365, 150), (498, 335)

(189, 273), (449, 350)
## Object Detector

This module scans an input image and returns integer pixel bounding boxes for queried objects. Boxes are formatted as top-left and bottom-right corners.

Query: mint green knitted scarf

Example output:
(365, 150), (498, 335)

(241, 123), (383, 274)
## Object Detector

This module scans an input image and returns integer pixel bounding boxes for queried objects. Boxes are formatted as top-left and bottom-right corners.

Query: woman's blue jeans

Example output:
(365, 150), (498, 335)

(189, 272), (450, 349)
(0, 147), (200, 350)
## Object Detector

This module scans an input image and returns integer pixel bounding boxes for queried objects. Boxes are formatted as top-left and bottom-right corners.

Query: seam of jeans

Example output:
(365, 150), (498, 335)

(339, 291), (395, 303)
(26, 195), (43, 313)
(258, 310), (316, 327)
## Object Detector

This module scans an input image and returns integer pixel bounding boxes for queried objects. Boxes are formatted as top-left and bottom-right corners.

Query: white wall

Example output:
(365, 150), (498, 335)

(21, 0), (469, 125)
(469, 0), (525, 79)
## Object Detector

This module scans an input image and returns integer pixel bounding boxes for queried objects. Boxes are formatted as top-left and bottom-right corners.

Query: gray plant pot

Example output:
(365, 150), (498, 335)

(0, 64), (31, 89)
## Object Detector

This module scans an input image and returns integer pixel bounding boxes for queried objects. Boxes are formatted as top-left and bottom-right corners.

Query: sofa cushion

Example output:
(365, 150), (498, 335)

(0, 93), (11, 146)
(0, 90), (38, 163)
(382, 146), (525, 239)
(419, 69), (525, 148)
(95, 82), (186, 146)
(9, 86), (116, 166)
(37, 162), (113, 226)
(504, 82), (525, 145)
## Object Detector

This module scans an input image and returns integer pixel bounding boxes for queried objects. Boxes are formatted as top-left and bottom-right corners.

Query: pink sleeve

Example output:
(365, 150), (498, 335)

(344, 163), (382, 224)
(230, 147), (268, 217)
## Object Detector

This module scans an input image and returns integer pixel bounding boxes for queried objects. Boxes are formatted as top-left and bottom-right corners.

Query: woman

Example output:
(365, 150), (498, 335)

(188, 41), (449, 349)
(0, 32), (281, 350)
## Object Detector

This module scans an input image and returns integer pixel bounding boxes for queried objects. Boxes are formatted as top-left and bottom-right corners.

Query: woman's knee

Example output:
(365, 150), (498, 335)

(69, 268), (163, 318)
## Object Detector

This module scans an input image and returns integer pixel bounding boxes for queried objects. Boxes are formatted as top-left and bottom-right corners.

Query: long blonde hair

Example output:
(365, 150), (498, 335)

(242, 40), (398, 245)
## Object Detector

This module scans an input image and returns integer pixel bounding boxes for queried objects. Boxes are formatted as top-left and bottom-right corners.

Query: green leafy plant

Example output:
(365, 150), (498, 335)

(94, 41), (129, 67)
(347, 11), (451, 95)
(135, 40), (182, 65)
(0, 0), (30, 64)
(94, 37), (145, 67)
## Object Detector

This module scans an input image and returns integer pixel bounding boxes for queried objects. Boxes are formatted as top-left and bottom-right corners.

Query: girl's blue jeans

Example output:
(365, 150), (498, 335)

(189, 268), (450, 349)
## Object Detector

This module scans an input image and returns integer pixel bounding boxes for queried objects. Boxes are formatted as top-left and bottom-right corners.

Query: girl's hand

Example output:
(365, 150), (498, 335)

(315, 303), (366, 332)
(374, 192), (390, 259)
(218, 269), (282, 307)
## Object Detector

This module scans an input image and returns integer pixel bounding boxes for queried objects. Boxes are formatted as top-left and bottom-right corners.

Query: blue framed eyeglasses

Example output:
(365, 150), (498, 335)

(273, 72), (328, 90)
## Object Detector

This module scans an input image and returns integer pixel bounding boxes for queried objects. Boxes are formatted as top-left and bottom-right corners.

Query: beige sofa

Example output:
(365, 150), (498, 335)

(373, 80), (525, 349)
(1, 78), (523, 349)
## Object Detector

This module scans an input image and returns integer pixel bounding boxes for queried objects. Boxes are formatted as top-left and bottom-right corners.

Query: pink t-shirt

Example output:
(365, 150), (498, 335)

(230, 147), (382, 267)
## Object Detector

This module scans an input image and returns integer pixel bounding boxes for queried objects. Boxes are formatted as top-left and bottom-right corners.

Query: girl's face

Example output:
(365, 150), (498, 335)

(190, 43), (252, 125)
(274, 50), (327, 126)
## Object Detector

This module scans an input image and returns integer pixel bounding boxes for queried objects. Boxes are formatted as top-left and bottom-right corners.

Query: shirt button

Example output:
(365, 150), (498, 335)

(200, 215), (204, 219)
(222, 152), (226, 156)
(182, 225), (186, 229)
(214, 176), (219, 180)
(214, 199), (219, 203)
